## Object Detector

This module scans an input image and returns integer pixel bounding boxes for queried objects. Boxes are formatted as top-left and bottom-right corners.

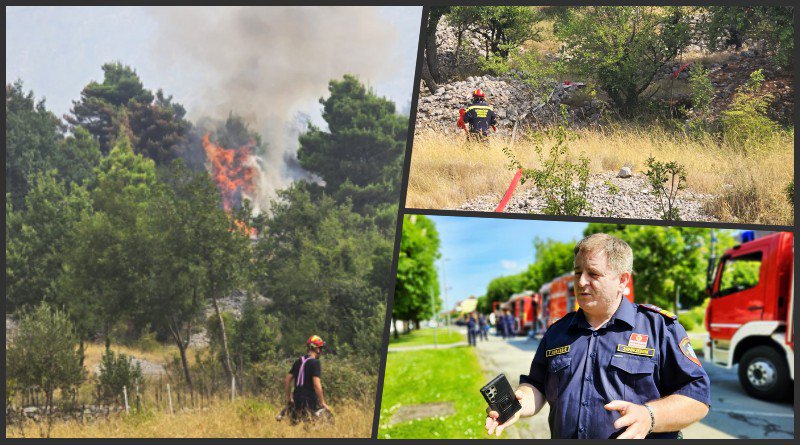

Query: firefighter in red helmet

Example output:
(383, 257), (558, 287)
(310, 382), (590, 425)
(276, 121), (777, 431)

(281, 335), (331, 423)
(458, 88), (497, 142)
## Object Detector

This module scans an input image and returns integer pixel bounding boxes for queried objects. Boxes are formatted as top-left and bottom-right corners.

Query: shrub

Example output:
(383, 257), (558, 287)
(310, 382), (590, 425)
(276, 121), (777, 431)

(6, 303), (85, 412)
(96, 348), (144, 404)
(505, 107), (591, 216)
(720, 70), (779, 149)
(644, 157), (687, 220)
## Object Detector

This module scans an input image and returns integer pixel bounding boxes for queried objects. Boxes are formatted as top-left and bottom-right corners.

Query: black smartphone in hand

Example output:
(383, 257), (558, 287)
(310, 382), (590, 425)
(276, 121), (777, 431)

(480, 373), (522, 424)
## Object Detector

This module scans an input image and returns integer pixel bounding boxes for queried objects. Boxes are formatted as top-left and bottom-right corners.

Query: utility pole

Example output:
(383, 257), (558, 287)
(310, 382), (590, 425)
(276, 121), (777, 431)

(430, 284), (438, 348)
(441, 258), (451, 331)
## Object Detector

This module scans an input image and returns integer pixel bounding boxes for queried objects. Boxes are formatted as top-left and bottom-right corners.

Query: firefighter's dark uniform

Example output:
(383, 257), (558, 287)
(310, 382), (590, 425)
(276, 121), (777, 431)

(520, 298), (710, 439)
(289, 354), (322, 420)
(463, 100), (497, 141)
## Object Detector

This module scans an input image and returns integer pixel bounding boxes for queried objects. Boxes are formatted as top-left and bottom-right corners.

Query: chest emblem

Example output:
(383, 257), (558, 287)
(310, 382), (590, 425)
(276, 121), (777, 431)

(545, 345), (571, 357)
(628, 333), (649, 348)
(617, 344), (655, 357)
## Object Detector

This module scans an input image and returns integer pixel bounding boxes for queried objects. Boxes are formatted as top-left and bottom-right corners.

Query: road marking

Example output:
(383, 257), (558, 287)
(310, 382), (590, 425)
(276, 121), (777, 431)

(711, 408), (794, 419)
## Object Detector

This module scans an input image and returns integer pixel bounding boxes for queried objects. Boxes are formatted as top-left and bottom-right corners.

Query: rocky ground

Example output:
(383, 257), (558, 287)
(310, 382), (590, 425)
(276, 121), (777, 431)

(460, 171), (718, 222)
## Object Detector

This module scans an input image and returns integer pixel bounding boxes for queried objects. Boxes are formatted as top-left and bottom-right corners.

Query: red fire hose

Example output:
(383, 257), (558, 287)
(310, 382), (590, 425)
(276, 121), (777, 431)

(495, 168), (523, 212)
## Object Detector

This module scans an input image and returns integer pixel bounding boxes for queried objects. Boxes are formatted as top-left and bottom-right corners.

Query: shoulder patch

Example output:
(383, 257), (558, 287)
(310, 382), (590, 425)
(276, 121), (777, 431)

(638, 304), (677, 320)
(679, 336), (702, 367)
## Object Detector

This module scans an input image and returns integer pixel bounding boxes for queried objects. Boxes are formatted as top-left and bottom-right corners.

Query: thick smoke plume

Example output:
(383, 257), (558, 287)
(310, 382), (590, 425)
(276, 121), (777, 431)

(147, 6), (402, 212)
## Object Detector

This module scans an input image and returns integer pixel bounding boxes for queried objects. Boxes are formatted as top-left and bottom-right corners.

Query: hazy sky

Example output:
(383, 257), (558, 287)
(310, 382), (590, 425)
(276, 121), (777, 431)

(6, 6), (421, 121)
(428, 216), (589, 311)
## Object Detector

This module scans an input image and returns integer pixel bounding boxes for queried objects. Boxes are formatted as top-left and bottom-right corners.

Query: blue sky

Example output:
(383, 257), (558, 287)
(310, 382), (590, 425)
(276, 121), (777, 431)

(6, 6), (421, 123)
(429, 216), (588, 311)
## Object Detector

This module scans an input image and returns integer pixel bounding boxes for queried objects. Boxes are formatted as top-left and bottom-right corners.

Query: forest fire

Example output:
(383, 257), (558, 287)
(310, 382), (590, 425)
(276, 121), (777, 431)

(202, 133), (258, 212)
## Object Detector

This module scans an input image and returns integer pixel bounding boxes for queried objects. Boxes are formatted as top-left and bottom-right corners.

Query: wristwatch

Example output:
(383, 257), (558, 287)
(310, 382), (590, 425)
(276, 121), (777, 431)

(643, 403), (655, 434)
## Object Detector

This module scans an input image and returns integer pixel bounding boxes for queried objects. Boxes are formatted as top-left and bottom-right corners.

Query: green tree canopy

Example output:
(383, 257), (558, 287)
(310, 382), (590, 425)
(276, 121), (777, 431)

(393, 215), (441, 335)
(583, 224), (735, 308)
(6, 81), (65, 210)
(297, 75), (407, 214)
(447, 6), (540, 60)
(702, 6), (793, 67)
(555, 6), (692, 115)
(6, 171), (92, 314)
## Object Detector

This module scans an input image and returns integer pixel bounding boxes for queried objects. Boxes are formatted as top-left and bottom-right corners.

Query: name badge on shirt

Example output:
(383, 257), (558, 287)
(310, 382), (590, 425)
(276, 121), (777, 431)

(546, 345), (570, 357)
(617, 344), (655, 357)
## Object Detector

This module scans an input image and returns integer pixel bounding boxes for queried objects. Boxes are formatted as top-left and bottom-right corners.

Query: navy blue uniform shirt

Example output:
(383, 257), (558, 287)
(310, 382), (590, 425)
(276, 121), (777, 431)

(463, 100), (497, 135)
(520, 298), (710, 439)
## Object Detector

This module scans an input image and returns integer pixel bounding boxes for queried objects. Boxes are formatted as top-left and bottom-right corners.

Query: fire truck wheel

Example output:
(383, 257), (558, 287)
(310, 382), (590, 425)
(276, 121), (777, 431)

(738, 345), (790, 401)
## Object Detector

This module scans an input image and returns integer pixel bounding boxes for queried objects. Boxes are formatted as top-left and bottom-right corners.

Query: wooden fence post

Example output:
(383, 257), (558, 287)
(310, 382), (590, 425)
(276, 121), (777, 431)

(167, 384), (174, 415)
(123, 386), (129, 414)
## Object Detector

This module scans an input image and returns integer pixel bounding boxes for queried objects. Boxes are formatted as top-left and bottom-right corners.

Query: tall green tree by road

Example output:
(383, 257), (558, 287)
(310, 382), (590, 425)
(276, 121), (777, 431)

(524, 238), (576, 293)
(393, 215), (441, 338)
(555, 6), (692, 116)
(482, 273), (527, 314)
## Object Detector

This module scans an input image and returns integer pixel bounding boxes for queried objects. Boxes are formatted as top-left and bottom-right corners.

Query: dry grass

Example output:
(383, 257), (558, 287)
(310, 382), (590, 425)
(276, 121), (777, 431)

(7, 398), (373, 438)
(406, 126), (793, 225)
(82, 342), (201, 372)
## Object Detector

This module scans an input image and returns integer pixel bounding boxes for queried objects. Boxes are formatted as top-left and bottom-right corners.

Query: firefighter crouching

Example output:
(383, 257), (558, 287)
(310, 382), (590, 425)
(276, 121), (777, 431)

(458, 88), (497, 143)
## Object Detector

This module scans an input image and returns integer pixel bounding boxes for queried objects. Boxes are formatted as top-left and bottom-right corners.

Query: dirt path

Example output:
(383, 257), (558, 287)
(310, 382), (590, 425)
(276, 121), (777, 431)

(465, 327), (793, 439)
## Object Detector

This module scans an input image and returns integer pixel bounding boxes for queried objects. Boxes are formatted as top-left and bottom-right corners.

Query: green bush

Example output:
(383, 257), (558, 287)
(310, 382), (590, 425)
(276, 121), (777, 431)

(505, 107), (591, 216)
(6, 303), (85, 411)
(96, 348), (144, 404)
(720, 70), (779, 149)
(644, 157), (687, 220)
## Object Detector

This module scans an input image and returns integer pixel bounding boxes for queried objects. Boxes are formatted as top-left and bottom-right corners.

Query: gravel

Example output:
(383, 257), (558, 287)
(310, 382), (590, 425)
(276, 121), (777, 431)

(459, 171), (718, 222)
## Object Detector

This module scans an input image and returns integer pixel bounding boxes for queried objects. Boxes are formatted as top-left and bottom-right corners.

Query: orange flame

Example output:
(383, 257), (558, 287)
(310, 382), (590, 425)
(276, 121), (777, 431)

(202, 133), (257, 212)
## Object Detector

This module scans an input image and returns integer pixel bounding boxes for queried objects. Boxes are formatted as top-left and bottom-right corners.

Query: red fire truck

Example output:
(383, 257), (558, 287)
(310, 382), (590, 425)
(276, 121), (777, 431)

(542, 271), (635, 327)
(504, 291), (542, 335)
(704, 231), (794, 401)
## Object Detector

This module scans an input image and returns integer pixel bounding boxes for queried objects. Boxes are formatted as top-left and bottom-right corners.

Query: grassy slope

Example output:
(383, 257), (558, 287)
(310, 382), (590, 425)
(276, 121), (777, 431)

(389, 328), (465, 347)
(406, 127), (793, 225)
(378, 346), (491, 439)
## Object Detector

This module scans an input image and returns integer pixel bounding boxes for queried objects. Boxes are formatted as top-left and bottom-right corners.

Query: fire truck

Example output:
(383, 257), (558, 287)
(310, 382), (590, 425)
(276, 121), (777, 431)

(503, 291), (542, 335)
(542, 271), (635, 327)
(704, 230), (794, 401)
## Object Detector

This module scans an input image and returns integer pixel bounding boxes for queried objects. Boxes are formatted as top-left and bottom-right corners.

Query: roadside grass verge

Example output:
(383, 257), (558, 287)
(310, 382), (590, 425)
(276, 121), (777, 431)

(389, 328), (465, 347)
(7, 398), (372, 438)
(407, 126), (792, 225)
(378, 346), (490, 439)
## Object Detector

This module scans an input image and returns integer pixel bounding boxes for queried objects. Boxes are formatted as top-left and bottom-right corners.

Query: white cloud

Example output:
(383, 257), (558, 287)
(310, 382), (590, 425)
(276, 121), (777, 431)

(501, 260), (520, 271)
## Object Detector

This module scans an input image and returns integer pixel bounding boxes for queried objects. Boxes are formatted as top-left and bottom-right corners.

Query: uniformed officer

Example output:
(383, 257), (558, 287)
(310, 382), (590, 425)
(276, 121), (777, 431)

(467, 312), (478, 347)
(485, 233), (710, 439)
(462, 89), (497, 142)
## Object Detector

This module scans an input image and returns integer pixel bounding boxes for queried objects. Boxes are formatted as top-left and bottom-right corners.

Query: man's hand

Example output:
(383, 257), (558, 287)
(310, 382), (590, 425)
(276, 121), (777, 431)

(484, 390), (524, 437)
(604, 400), (651, 439)
(321, 401), (331, 412)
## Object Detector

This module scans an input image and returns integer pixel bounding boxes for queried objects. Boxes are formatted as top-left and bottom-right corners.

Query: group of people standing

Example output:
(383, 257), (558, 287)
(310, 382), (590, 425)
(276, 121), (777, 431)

(464, 312), (489, 346)
(463, 308), (518, 346)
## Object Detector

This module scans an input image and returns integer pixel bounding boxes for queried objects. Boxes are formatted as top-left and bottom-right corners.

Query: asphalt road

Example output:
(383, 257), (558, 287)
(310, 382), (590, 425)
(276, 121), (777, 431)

(469, 328), (794, 439)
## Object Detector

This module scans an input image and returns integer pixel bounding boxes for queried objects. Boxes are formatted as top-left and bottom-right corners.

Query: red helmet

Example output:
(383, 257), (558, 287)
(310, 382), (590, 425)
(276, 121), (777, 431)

(472, 88), (485, 98)
(307, 335), (325, 348)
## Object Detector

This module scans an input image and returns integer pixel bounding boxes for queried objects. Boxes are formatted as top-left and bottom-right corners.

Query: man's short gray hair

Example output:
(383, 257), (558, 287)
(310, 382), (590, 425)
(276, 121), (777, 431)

(574, 233), (633, 275)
